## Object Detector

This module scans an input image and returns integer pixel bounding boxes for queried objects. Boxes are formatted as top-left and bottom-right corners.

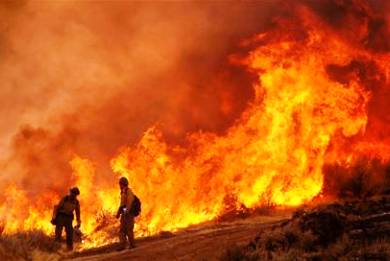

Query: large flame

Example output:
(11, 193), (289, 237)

(1, 2), (389, 250)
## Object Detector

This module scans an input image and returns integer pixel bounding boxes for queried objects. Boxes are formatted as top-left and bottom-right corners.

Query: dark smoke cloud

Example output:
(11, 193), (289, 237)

(304, 0), (390, 52)
(305, 0), (390, 145)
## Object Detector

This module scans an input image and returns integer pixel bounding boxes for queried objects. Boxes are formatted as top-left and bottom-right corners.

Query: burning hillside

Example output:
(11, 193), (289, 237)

(0, 0), (390, 254)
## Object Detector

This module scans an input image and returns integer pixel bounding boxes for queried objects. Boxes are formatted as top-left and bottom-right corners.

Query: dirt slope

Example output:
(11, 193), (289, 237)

(67, 214), (289, 261)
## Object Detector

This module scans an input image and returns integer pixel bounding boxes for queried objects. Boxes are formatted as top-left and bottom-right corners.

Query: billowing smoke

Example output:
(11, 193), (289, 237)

(0, 1), (283, 200)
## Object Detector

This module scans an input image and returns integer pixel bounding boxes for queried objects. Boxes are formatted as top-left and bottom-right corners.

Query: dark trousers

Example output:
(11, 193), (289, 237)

(55, 213), (74, 249)
(119, 213), (135, 247)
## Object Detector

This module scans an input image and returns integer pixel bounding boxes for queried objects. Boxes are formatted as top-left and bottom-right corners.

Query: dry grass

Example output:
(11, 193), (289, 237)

(0, 211), (120, 261)
(0, 230), (61, 261)
(222, 231), (390, 261)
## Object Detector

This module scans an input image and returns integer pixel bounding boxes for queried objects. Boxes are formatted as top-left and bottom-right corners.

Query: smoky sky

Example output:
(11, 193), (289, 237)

(0, 1), (281, 194)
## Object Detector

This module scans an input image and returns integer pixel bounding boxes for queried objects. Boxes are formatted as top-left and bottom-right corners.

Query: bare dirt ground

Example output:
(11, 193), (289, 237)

(67, 212), (290, 261)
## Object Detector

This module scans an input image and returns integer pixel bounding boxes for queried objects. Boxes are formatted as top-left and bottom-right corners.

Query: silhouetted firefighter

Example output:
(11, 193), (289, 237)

(116, 177), (141, 250)
(51, 187), (81, 251)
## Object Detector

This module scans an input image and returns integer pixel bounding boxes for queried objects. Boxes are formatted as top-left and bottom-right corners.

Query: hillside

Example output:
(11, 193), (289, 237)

(68, 196), (390, 261)
(67, 211), (289, 261)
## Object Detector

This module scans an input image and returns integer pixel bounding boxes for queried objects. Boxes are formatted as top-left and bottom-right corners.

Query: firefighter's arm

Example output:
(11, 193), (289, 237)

(76, 202), (81, 226)
(116, 206), (122, 219)
(51, 198), (64, 225)
(53, 198), (64, 218)
(116, 201), (124, 218)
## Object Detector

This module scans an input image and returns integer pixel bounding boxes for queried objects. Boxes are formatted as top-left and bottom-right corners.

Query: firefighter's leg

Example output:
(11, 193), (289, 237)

(119, 215), (127, 248)
(64, 218), (74, 250)
(128, 216), (135, 248)
(55, 215), (64, 242)
(55, 224), (63, 242)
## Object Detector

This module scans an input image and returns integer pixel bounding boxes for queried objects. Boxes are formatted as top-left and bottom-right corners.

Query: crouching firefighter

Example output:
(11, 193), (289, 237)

(116, 177), (141, 250)
(51, 187), (81, 250)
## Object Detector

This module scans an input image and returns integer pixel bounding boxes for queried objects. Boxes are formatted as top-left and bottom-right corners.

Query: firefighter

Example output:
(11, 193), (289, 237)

(52, 187), (81, 251)
(116, 177), (135, 250)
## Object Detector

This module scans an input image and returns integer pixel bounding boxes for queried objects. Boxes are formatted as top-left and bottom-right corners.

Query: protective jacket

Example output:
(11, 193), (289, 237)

(55, 196), (81, 223)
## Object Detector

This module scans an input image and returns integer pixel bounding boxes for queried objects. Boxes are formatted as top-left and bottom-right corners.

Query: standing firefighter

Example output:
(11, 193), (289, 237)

(51, 187), (81, 251)
(116, 177), (136, 250)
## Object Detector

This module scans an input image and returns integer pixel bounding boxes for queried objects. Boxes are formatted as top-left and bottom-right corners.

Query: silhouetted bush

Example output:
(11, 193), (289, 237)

(323, 157), (390, 199)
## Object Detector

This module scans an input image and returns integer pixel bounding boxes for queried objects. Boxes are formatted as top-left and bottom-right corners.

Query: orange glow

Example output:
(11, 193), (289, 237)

(1, 3), (389, 250)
